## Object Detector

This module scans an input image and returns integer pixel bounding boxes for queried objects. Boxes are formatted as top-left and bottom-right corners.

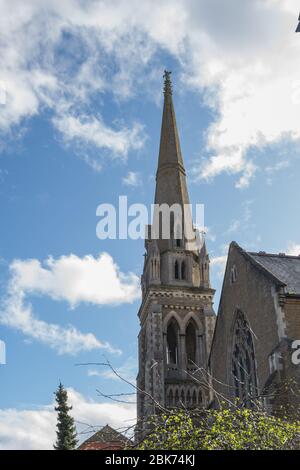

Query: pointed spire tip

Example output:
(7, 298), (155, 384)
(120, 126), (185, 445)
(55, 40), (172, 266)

(163, 70), (172, 96)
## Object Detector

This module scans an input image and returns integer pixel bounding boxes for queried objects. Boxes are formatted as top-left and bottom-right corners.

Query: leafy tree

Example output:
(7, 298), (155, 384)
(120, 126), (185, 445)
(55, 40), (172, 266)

(137, 404), (300, 450)
(54, 382), (78, 450)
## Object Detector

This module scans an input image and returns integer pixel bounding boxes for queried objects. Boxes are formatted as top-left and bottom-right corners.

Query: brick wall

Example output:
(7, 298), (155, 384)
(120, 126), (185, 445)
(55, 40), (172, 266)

(210, 243), (281, 402)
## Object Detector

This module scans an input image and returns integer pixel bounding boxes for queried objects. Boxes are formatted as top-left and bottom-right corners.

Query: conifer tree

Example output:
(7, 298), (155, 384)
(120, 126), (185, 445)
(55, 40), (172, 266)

(54, 382), (78, 450)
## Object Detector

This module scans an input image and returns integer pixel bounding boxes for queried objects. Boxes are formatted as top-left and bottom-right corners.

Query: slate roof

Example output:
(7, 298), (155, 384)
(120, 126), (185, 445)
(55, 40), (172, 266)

(247, 251), (300, 295)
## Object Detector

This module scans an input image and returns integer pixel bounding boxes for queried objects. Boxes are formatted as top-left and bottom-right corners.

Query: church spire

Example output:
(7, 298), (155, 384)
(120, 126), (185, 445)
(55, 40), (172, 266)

(154, 71), (190, 208)
(163, 70), (172, 96)
(136, 72), (216, 437)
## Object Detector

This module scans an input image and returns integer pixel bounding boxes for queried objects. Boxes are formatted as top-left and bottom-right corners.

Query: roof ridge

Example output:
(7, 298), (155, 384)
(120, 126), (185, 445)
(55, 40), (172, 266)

(248, 251), (300, 259)
(230, 242), (286, 287)
(82, 424), (131, 444)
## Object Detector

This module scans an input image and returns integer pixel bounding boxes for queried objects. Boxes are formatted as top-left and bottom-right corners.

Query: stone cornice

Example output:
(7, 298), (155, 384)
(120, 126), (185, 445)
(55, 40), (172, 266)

(138, 284), (215, 321)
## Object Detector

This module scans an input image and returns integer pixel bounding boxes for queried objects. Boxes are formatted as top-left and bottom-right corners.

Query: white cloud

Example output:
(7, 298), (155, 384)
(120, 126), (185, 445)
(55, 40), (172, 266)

(9, 253), (140, 307)
(0, 285), (113, 355)
(0, 407), (56, 450)
(211, 255), (228, 267)
(206, 231), (216, 243)
(1, 1), (300, 183)
(196, 226), (216, 242)
(286, 242), (300, 256)
(224, 199), (253, 236)
(0, 0), (148, 164)
(264, 159), (291, 184)
(235, 162), (257, 189)
(122, 171), (141, 187)
(243, 200), (253, 223)
(53, 115), (145, 159)
(88, 356), (137, 383)
(210, 254), (228, 279)
(0, 252), (140, 354)
(265, 160), (290, 173)
(225, 220), (241, 235)
(183, 0), (300, 186)
(0, 388), (136, 450)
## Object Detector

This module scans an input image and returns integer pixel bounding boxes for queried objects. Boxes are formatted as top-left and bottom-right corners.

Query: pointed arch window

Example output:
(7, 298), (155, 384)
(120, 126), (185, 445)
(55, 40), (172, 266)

(231, 311), (258, 405)
(170, 212), (174, 240)
(174, 260), (179, 279)
(186, 321), (197, 365)
(166, 320), (179, 365)
(181, 261), (186, 280)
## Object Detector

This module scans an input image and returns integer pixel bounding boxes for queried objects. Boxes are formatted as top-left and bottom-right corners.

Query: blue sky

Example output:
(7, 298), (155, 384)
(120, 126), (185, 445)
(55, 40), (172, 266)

(1, 0), (300, 449)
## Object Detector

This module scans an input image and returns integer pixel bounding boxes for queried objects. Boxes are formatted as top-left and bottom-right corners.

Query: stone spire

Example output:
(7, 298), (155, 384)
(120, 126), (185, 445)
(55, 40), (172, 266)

(136, 72), (216, 440)
(154, 71), (191, 209)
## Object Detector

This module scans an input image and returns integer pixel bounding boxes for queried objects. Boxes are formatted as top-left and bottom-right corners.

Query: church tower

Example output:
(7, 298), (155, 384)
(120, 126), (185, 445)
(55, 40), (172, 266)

(136, 72), (216, 432)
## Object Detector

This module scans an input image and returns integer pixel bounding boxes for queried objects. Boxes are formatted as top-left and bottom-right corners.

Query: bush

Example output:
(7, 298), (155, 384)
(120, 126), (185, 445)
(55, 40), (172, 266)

(137, 405), (300, 450)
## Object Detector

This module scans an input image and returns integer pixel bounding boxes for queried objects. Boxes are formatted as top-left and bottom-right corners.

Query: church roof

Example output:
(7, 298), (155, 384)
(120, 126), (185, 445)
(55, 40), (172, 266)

(78, 424), (132, 450)
(248, 251), (300, 295)
(231, 242), (300, 295)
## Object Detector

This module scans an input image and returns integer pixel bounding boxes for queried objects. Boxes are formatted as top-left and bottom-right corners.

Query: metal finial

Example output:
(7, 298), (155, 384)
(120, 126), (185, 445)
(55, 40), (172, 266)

(163, 70), (172, 95)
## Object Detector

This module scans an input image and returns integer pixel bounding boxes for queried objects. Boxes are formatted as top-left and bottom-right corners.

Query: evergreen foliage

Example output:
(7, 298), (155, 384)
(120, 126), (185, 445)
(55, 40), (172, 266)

(54, 382), (78, 450)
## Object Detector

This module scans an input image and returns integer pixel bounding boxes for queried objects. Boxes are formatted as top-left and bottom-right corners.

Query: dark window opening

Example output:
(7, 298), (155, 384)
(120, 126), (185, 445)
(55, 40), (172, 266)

(186, 321), (196, 364)
(181, 262), (186, 279)
(167, 321), (178, 365)
(175, 260), (179, 279)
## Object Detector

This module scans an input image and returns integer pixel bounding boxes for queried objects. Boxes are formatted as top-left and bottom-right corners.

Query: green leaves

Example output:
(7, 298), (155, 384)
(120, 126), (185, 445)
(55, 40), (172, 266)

(137, 404), (300, 450)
